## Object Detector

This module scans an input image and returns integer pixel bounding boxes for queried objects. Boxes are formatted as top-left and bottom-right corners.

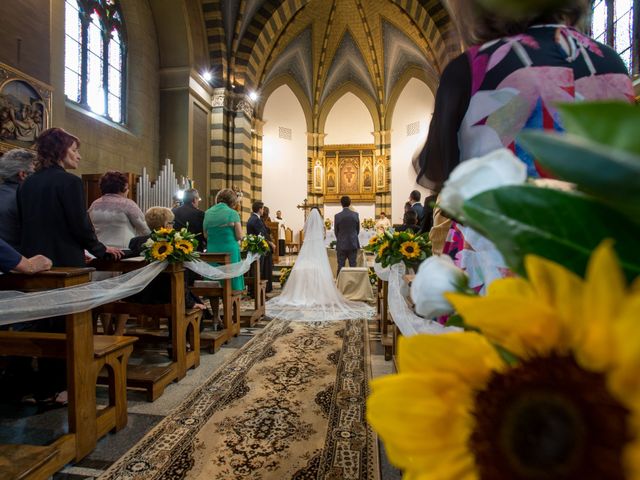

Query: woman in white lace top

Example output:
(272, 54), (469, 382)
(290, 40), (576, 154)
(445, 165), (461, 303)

(89, 171), (149, 249)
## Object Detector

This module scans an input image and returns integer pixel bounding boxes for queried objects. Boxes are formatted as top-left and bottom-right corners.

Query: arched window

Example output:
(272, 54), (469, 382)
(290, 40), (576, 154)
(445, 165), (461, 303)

(590, 0), (638, 75)
(64, 0), (126, 123)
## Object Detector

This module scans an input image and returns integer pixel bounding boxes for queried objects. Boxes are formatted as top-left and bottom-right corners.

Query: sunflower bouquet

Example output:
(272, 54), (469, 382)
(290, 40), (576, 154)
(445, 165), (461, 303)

(279, 265), (293, 286)
(361, 218), (376, 230)
(240, 234), (270, 255)
(142, 227), (199, 263)
(364, 229), (431, 270)
(367, 102), (640, 479)
(324, 218), (333, 230)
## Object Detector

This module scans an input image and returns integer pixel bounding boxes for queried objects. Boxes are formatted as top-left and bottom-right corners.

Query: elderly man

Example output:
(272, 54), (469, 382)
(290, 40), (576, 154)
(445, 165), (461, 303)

(173, 188), (205, 251)
(0, 149), (35, 249)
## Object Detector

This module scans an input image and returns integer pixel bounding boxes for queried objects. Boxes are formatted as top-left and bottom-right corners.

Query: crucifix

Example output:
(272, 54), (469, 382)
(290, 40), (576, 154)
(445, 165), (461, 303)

(296, 198), (321, 221)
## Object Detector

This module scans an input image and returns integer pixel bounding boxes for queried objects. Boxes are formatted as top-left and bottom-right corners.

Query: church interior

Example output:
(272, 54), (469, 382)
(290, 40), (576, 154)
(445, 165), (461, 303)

(1, 0), (640, 479)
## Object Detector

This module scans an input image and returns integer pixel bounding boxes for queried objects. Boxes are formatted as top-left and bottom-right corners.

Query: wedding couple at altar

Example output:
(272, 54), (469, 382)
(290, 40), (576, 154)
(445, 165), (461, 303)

(266, 196), (372, 322)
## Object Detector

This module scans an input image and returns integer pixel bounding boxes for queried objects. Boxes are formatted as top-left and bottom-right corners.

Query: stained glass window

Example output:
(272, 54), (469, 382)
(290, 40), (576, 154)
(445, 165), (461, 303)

(591, 0), (637, 74)
(64, 0), (127, 123)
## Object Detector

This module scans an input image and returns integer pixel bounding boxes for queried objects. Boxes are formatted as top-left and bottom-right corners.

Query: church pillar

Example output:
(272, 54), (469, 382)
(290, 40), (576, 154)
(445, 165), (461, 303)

(373, 129), (392, 218)
(209, 89), (255, 221)
(251, 118), (266, 204)
(307, 132), (327, 212)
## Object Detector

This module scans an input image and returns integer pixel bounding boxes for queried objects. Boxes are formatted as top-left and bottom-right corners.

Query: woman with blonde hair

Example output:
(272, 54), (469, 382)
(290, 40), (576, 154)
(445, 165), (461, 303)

(203, 188), (244, 292)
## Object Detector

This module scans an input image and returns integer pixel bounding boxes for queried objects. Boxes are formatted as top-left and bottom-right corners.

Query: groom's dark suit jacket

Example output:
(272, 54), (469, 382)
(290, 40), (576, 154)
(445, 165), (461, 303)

(334, 208), (360, 251)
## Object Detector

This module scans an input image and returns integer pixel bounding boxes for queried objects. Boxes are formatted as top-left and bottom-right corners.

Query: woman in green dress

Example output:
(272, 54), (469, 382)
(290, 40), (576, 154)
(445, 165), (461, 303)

(203, 188), (244, 292)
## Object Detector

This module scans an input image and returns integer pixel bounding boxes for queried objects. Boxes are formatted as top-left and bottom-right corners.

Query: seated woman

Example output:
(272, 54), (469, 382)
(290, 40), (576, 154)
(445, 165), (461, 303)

(203, 189), (244, 325)
(395, 210), (419, 233)
(89, 171), (149, 249)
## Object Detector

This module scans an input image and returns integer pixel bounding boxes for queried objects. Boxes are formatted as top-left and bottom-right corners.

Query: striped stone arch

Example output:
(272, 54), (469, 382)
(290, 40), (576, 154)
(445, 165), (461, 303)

(243, 0), (311, 91)
(202, 0), (228, 86)
(390, 0), (462, 70)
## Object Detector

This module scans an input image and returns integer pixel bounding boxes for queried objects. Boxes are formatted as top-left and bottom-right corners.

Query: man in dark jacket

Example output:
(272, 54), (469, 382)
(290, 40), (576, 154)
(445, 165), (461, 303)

(0, 149), (36, 250)
(173, 188), (205, 251)
(247, 201), (275, 292)
(334, 195), (360, 275)
(409, 190), (424, 225)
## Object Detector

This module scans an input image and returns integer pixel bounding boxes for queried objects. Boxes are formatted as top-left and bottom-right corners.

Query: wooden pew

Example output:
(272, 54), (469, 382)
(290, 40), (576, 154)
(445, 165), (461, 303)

(190, 253), (241, 352)
(0, 268), (136, 478)
(91, 259), (202, 401)
(241, 261), (266, 327)
(377, 278), (393, 361)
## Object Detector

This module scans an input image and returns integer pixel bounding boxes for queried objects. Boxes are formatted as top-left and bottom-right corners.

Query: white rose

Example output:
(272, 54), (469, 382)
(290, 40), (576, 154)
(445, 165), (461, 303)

(143, 238), (154, 248)
(174, 233), (182, 241)
(410, 255), (468, 318)
(440, 148), (526, 220)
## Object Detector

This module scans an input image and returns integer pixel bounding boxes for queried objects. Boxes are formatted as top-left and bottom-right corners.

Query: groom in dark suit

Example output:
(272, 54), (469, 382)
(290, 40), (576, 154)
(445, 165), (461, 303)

(334, 195), (360, 275)
(248, 201), (275, 292)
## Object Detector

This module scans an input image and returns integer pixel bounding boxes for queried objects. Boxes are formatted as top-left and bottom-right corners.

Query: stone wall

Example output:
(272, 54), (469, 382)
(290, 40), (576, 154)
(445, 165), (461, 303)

(2, 0), (160, 178)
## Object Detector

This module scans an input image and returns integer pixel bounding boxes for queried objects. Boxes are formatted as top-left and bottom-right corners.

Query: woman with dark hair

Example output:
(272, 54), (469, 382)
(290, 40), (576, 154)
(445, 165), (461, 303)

(17, 127), (123, 405)
(18, 128), (123, 266)
(416, 0), (634, 293)
(89, 170), (149, 249)
(396, 210), (419, 233)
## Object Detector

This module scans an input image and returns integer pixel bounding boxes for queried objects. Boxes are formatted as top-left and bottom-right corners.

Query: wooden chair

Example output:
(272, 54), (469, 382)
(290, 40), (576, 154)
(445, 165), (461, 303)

(284, 227), (298, 254)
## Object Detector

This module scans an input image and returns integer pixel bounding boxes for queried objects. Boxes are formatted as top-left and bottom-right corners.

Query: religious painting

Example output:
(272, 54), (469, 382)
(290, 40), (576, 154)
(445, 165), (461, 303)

(321, 144), (385, 202)
(0, 63), (52, 153)
(339, 158), (359, 193)
(313, 160), (324, 192)
(375, 157), (387, 192)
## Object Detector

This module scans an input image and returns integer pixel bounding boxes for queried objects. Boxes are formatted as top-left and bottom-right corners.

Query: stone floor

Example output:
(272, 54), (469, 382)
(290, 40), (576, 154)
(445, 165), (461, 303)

(0, 283), (400, 479)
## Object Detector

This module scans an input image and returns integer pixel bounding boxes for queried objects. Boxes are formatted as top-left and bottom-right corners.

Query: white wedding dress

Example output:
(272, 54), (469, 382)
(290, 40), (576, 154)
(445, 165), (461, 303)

(266, 209), (373, 322)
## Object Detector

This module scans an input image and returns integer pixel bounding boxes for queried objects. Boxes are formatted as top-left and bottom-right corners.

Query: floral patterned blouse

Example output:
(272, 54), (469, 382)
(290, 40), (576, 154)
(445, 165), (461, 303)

(416, 24), (634, 295)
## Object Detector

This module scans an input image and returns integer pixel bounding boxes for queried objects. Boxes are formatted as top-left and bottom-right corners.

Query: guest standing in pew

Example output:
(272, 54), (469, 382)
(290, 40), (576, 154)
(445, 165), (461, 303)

(395, 210), (420, 233)
(203, 189), (245, 326)
(248, 201), (275, 293)
(89, 171), (149, 249)
(16, 128), (124, 406)
(0, 237), (51, 274)
(128, 206), (206, 313)
(18, 128), (124, 266)
(0, 148), (36, 250)
(172, 188), (205, 252)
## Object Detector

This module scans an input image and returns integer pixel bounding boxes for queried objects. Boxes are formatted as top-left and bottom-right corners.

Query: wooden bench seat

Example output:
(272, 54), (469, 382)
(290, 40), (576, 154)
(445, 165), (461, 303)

(241, 262), (266, 327)
(95, 303), (202, 401)
(0, 331), (137, 434)
(0, 444), (60, 480)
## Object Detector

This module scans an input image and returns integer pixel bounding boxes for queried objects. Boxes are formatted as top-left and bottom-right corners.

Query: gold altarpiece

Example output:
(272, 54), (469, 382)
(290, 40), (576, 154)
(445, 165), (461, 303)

(311, 144), (389, 203)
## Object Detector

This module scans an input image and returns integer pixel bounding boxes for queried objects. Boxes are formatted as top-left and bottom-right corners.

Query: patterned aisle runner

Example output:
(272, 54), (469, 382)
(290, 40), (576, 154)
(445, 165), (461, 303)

(100, 319), (379, 480)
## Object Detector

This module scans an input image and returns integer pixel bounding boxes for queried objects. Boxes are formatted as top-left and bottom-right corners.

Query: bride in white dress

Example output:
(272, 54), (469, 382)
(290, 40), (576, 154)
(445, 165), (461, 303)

(266, 208), (373, 322)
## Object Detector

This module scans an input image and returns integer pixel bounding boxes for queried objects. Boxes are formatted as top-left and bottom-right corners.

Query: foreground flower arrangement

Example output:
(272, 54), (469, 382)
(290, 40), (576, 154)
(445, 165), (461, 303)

(142, 227), (200, 263)
(365, 229), (431, 270)
(240, 234), (270, 255)
(368, 243), (640, 479)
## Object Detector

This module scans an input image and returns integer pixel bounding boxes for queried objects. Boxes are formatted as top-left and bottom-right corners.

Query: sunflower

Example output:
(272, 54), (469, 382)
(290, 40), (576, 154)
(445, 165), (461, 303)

(262, 240), (269, 249)
(377, 241), (390, 258)
(399, 241), (421, 259)
(150, 241), (173, 261)
(369, 235), (379, 246)
(174, 239), (193, 255)
(367, 242), (640, 480)
(155, 227), (174, 236)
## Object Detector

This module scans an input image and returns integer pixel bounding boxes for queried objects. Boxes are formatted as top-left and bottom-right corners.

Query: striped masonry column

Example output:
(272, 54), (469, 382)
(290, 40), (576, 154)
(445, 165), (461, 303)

(252, 118), (265, 203)
(231, 94), (255, 223)
(374, 129), (392, 217)
(210, 88), (231, 205)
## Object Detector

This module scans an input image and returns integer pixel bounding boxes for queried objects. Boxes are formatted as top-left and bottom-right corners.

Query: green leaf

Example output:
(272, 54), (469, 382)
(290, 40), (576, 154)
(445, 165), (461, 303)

(517, 131), (640, 220)
(462, 185), (640, 281)
(556, 102), (640, 156)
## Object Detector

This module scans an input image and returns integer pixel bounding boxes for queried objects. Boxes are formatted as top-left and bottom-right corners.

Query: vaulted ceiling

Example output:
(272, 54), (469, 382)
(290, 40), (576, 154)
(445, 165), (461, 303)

(201, 0), (461, 129)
